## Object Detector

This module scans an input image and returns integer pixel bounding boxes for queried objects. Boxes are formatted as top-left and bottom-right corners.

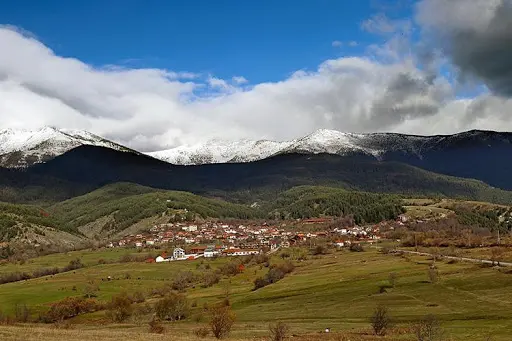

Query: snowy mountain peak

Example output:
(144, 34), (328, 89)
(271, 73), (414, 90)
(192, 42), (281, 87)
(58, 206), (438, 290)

(0, 126), (132, 168)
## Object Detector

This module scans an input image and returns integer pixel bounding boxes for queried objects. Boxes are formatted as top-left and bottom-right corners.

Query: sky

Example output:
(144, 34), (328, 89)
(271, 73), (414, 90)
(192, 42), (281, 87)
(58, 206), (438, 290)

(0, 0), (511, 152)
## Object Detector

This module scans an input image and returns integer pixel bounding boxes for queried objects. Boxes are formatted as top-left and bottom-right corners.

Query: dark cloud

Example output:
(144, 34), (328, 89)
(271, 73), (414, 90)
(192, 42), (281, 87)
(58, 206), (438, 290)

(418, 0), (512, 97)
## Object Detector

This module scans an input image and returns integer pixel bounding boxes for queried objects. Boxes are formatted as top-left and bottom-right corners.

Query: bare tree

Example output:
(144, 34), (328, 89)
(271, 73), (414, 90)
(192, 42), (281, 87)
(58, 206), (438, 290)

(428, 266), (439, 284)
(269, 321), (290, 341)
(388, 272), (398, 288)
(370, 305), (391, 336)
(210, 305), (236, 339)
(413, 315), (444, 341)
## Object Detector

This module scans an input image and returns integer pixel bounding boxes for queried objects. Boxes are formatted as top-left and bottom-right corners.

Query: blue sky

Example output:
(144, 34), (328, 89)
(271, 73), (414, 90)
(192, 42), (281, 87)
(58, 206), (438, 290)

(0, 0), (509, 150)
(0, 0), (410, 83)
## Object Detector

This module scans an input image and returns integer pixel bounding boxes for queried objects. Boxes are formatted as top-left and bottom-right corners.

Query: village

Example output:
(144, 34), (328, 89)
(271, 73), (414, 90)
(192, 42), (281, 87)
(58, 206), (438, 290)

(108, 216), (398, 262)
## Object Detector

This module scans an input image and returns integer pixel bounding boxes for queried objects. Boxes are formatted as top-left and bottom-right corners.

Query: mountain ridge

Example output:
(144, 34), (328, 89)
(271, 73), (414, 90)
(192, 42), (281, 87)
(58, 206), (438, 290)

(0, 126), (135, 168)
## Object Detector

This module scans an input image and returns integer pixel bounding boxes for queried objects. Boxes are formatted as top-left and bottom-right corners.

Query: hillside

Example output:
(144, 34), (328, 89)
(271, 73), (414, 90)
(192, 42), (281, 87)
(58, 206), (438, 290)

(0, 202), (83, 247)
(267, 186), (405, 223)
(27, 146), (512, 205)
(48, 183), (263, 238)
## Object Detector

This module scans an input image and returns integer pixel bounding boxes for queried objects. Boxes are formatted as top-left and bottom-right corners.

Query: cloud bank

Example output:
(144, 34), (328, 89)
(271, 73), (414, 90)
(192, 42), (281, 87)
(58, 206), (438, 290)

(0, 0), (511, 152)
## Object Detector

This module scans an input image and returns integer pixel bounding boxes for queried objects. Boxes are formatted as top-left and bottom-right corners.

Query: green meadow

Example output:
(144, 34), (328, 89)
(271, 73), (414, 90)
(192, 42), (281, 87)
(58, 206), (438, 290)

(0, 247), (511, 340)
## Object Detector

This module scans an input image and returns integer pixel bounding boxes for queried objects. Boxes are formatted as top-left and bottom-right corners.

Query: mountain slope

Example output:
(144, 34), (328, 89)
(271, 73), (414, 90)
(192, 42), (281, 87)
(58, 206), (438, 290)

(27, 145), (512, 205)
(148, 129), (512, 190)
(48, 183), (263, 238)
(0, 127), (135, 168)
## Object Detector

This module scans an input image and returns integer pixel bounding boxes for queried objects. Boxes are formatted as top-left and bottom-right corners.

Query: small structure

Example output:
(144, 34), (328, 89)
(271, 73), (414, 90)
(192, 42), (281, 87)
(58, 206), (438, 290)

(173, 247), (186, 260)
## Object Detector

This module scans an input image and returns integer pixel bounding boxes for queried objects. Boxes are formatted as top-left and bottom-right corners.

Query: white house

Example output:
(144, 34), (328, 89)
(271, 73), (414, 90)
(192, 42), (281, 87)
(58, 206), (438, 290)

(173, 248), (186, 260)
(182, 225), (198, 232)
(155, 255), (170, 263)
(204, 247), (219, 258)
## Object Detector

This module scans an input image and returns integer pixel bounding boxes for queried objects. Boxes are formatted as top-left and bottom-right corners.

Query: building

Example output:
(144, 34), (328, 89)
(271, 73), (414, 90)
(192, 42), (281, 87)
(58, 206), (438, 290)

(173, 247), (186, 260)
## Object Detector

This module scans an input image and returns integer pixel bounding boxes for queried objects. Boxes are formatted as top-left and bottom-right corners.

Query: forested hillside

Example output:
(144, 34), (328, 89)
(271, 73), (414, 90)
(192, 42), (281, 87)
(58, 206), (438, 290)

(268, 186), (405, 223)
(24, 146), (512, 205)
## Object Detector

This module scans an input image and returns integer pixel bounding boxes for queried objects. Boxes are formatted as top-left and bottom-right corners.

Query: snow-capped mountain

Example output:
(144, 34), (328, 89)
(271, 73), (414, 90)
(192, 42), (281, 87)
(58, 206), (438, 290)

(146, 129), (431, 165)
(0, 127), (133, 168)
(147, 128), (512, 165)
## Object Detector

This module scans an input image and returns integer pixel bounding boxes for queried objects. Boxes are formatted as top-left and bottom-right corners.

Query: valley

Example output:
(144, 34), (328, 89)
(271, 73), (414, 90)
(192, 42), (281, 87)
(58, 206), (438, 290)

(1, 129), (512, 341)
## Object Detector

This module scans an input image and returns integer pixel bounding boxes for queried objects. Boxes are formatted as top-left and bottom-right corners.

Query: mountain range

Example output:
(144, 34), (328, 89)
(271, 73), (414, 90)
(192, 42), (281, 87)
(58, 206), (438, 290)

(1, 127), (512, 192)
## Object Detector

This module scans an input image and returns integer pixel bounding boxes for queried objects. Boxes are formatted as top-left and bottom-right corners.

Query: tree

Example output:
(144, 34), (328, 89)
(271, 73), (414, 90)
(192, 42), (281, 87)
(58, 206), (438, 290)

(413, 315), (444, 341)
(83, 279), (99, 298)
(490, 247), (505, 266)
(428, 266), (439, 284)
(106, 293), (133, 322)
(370, 305), (391, 336)
(154, 293), (189, 321)
(388, 272), (398, 288)
(269, 321), (290, 341)
(209, 305), (236, 339)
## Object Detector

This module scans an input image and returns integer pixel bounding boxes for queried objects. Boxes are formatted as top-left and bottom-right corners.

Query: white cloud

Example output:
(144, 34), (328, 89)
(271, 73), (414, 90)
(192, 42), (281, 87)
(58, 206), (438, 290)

(232, 76), (248, 84)
(0, 23), (511, 153)
(331, 40), (343, 47)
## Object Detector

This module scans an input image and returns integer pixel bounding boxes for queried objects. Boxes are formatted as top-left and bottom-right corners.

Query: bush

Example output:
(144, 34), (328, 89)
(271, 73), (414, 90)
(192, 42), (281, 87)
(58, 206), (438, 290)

(370, 305), (391, 336)
(106, 293), (133, 322)
(210, 305), (235, 339)
(148, 318), (165, 334)
(131, 290), (146, 303)
(428, 267), (439, 284)
(15, 303), (30, 323)
(62, 258), (84, 272)
(154, 292), (189, 321)
(44, 297), (100, 322)
(202, 271), (221, 288)
(269, 321), (289, 341)
(349, 244), (364, 252)
(253, 261), (295, 291)
(388, 272), (398, 288)
(220, 261), (242, 277)
(312, 245), (328, 255)
(171, 271), (197, 292)
(413, 315), (444, 341)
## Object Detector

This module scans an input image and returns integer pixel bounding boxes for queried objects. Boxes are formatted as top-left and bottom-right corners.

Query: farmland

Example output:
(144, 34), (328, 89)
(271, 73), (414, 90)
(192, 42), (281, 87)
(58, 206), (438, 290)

(1, 246), (511, 340)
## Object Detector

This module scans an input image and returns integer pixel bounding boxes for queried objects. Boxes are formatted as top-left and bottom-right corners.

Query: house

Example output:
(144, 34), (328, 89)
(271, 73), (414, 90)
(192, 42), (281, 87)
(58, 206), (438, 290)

(204, 247), (219, 258)
(173, 247), (186, 260)
(334, 240), (344, 248)
(155, 256), (169, 263)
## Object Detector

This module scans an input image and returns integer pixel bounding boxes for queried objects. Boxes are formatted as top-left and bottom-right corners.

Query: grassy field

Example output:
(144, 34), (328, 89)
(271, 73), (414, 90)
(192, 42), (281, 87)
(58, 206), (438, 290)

(1, 247), (512, 340)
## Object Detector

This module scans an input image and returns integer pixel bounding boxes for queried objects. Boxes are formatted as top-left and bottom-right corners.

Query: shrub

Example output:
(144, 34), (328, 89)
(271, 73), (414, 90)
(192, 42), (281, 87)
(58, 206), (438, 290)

(349, 243), (364, 252)
(202, 271), (221, 288)
(106, 293), (133, 322)
(209, 305), (235, 339)
(171, 271), (197, 292)
(312, 245), (328, 255)
(428, 267), (439, 284)
(154, 292), (189, 321)
(220, 261), (242, 276)
(148, 318), (165, 334)
(44, 297), (100, 322)
(269, 321), (289, 341)
(15, 303), (30, 323)
(413, 315), (444, 341)
(253, 276), (268, 290)
(388, 272), (398, 288)
(370, 305), (391, 336)
(131, 290), (146, 303)
(62, 258), (84, 272)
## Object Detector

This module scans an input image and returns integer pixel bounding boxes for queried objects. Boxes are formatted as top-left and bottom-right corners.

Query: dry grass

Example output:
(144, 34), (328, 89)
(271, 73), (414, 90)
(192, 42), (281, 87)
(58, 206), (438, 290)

(0, 325), (410, 341)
